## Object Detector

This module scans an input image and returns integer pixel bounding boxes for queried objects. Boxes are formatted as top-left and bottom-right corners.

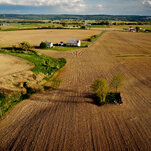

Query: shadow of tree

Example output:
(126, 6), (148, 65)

(85, 92), (122, 106)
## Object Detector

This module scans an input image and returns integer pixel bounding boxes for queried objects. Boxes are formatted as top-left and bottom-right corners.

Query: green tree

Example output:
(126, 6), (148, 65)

(19, 41), (30, 51)
(91, 78), (108, 103)
(136, 26), (140, 32)
(81, 25), (87, 29)
(40, 42), (47, 49)
(110, 74), (124, 92)
(62, 22), (68, 27)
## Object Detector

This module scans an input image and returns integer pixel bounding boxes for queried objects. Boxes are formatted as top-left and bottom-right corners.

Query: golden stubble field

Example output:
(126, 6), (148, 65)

(0, 54), (33, 77)
(0, 31), (151, 150)
(0, 29), (102, 47)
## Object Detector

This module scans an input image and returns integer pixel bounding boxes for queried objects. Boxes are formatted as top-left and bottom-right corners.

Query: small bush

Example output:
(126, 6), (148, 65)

(25, 83), (44, 93)
(19, 41), (31, 51)
(40, 42), (47, 49)
(0, 89), (23, 117)
(81, 26), (87, 29)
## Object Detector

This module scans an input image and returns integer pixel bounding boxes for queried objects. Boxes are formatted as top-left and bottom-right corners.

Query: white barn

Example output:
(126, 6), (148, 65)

(67, 40), (81, 47)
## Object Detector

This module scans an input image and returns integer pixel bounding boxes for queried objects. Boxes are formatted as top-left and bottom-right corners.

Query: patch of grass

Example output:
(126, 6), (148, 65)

(44, 67), (63, 90)
(51, 77), (61, 88)
(8, 23), (50, 28)
(0, 26), (60, 31)
(88, 25), (106, 28)
(81, 42), (89, 47)
(49, 46), (79, 51)
(116, 54), (151, 58)
(0, 91), (24, 118)
(0, 27), (36, 31)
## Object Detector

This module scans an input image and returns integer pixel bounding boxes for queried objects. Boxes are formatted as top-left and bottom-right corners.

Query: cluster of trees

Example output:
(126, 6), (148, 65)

(19, 42), (31, 51)
(91, 74), (124, 104)
(10, 41), (31, 53)
(92, 21), (109, 25)
(0, 14), (151, 21)
(112, 22), (151, 25)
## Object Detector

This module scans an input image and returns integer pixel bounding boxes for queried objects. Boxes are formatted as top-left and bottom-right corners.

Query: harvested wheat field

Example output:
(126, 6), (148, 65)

(0, 31), (151, 151)
(0, 54), (33, 78)
(0, 29), (101, 47)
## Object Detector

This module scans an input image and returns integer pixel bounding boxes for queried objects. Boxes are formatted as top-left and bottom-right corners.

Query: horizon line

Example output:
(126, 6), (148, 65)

(0, 14), (151, 17)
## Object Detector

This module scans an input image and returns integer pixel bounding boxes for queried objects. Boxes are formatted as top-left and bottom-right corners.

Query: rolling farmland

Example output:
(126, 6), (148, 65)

(0, 29), (101, 47)
(0, 31), (151, 150)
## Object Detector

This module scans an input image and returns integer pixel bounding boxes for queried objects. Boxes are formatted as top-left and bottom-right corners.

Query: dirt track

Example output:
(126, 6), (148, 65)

(0, 31), (151, 151)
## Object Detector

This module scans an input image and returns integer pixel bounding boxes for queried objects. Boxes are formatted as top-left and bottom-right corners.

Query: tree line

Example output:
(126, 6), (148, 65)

(0, 14), (151, 21)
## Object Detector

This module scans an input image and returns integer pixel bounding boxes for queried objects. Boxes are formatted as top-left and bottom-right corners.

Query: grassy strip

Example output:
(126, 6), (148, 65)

(0, 91), (29, 118)
(87, 25), (106, 28)
(0, 26), (88, 31)
(0, 49), (66, 118)
(44, 42), (89, 51)
(88, 30), (106, 46)
(116, 54), (151, 58)
(0, 27), (64, 31)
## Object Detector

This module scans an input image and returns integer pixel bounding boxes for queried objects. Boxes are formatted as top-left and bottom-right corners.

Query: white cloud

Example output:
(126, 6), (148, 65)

(97, 4), (103, 10)
(59, 1), (86, 13)
(0, 0), (86, 13)
(142, 0), (151, 5)
(0, 0), (86, 7)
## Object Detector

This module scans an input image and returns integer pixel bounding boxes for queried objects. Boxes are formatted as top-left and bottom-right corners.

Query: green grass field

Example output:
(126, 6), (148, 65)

(88, 25), (106, 28)
(116, 54), (151, 58)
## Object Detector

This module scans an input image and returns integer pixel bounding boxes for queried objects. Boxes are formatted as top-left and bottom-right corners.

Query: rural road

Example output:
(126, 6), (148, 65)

(0, 31), (151, 151)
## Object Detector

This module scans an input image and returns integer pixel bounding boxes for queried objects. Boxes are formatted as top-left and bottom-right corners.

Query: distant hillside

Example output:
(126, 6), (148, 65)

(0, 14), (151, 21)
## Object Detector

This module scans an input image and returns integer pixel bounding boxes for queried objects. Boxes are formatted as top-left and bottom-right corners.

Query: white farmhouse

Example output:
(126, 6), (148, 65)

(67, 40), (81, 47)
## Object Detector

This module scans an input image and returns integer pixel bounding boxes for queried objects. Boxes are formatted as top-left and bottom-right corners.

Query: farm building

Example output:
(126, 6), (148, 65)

(58, 41), (64, 46)
(67, 40), (81, 47)
(45, 42), (53, 48)
(124, 27), (136, 32)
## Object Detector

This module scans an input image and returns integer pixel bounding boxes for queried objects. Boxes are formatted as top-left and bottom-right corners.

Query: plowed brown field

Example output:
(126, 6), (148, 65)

(0, 31), (151, 151)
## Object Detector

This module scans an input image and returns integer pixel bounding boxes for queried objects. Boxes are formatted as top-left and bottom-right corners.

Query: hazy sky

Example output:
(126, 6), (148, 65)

(0, 0), (151, 15)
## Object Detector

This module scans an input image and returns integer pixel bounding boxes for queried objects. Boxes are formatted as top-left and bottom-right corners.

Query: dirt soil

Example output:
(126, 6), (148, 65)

(0, 29), (101, 47)
(0, 31), (151, 151)
(0, 54), (33, 78)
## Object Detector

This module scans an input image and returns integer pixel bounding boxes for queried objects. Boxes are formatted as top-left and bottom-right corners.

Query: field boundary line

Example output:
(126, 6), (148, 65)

(88, 30), (106, 47)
